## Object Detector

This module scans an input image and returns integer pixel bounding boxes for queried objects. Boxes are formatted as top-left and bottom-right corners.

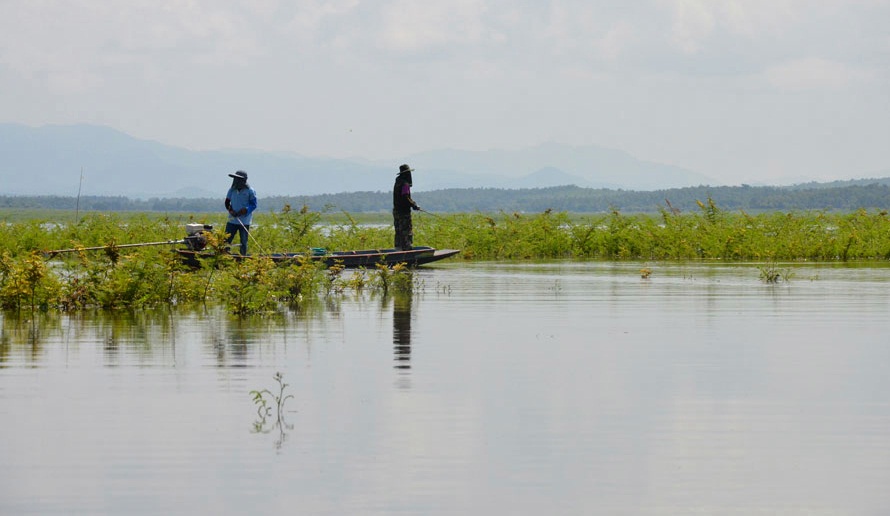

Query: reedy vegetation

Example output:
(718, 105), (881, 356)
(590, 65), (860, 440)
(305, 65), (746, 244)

(2, 200), (889, 312)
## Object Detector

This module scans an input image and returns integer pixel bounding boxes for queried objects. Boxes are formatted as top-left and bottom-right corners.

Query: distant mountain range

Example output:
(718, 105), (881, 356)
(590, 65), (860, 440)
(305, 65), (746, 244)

(408, 144), (716, 191)
(1, 123), (719, 198)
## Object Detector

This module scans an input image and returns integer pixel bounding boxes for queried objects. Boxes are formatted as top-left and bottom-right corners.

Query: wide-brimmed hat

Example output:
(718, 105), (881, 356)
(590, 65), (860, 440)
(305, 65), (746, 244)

(398, 164), (413, 175)
(228, 170), (248, 180)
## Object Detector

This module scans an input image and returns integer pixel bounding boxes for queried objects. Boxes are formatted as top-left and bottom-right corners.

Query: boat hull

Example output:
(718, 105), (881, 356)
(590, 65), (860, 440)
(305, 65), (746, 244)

(176, 246), (459, 268)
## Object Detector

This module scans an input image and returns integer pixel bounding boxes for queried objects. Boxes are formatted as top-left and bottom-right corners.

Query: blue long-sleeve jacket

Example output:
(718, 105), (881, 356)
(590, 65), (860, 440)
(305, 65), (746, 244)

(226, 186), (258, 225)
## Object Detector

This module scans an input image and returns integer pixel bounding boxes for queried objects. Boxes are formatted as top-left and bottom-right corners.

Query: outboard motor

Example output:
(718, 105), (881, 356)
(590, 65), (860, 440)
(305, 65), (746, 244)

(184, 223), (213, 251)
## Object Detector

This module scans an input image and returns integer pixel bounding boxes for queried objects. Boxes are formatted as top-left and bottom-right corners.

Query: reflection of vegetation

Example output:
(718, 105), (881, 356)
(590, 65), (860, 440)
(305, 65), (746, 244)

(0, 311), (66, 361)
(0, 306), (318, 364)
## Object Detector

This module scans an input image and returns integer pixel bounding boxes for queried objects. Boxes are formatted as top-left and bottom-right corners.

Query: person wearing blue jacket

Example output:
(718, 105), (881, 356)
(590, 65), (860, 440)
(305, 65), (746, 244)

(224, 170), (258, 255)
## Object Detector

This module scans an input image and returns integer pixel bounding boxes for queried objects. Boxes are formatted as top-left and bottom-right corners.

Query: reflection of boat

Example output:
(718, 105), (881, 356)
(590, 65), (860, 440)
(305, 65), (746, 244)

(176, 246), (460, 269)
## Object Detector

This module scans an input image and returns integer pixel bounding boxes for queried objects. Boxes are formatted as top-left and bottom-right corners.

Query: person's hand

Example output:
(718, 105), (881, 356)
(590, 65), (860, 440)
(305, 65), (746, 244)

(412, 204), (420, 211)
(228, 209), (236, 216)
(238, 208), (248, 216)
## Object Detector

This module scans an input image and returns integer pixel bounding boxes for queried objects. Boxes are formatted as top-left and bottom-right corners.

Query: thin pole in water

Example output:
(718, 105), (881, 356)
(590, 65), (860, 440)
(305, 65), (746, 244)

(44, 239), (186, 258)
(75, 166), (84, 225)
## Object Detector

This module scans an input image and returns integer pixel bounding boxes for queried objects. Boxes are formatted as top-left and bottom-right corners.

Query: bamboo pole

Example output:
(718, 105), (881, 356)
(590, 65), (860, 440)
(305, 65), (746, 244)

(45, 240), (185, 258)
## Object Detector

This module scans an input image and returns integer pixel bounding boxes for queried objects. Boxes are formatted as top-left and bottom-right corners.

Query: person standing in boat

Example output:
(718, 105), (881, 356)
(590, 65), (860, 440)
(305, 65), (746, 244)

(224, 170), (258, 255)
(393, 163), (420, 250)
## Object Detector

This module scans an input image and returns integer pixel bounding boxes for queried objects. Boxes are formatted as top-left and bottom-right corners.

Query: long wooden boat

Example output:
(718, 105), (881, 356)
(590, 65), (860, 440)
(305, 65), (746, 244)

(44, 224), (460, 269)
(175, 246), (460, 269)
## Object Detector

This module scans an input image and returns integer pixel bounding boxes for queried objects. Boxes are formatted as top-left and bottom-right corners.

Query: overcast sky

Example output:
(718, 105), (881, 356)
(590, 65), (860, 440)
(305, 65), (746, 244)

(1, 1), (888, 184)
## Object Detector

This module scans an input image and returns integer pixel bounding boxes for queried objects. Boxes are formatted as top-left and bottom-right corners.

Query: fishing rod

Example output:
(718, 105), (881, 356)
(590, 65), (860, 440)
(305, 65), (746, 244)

(44, 239), (186, 258)
(418, 208), (455, 222)
(234, 216), (268, 256)
(417, 208), (481, 232)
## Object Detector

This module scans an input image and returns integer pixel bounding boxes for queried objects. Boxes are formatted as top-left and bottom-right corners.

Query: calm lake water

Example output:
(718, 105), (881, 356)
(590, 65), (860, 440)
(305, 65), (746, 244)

(2, 261), (890, 515)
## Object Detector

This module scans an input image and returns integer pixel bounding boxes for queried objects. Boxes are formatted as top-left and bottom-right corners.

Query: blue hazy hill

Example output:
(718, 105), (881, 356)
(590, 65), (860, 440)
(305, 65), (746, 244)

(2, 123), (718, 198)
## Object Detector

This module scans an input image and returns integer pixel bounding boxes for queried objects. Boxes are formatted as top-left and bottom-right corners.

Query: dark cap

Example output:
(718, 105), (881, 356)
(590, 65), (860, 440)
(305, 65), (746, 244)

(398, 164), (413, 175)
(228, 170), (248, 180)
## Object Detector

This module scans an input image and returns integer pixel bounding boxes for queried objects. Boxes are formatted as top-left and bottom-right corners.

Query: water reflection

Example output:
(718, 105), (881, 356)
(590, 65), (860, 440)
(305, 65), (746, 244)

(0, 311), (63, 365)
(2, 263), (890, 514)
(0, 307), (295, 368)
(92, 309), (178, 367)
(220, 317), (250, 367)
(392, 291), (413, 371)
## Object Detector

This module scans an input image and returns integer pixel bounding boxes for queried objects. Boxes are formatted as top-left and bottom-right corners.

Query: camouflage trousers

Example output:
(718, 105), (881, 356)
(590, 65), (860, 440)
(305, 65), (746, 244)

(393, 210), (413, 250)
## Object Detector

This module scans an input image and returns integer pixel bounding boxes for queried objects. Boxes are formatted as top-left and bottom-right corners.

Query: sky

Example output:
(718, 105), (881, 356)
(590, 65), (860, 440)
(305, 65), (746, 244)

(1, 0), (888, 185)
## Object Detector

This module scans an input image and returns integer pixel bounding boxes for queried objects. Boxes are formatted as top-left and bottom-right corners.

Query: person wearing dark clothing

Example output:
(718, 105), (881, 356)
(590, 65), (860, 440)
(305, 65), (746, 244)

(224, 170), (258, 255)
(393, 163), (420, 251)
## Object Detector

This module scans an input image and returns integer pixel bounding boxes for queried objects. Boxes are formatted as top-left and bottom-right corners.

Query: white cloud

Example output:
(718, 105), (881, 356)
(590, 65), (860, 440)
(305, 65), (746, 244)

(378, 0), (491, 54)
(763, 57), (876, 92)
(540, 2), (641, 64)
(282, 0), (361, 43)
(0, 0), (264, 92)
(657, 0), (845, 59)
(0, 0), (887, 183)
(717, 0), (797, 39)
(596, 22), (637, 61)
(665, 0), (717, 54)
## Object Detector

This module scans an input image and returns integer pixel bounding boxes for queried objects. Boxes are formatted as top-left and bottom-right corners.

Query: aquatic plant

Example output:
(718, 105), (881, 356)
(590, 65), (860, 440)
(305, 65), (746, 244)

(267, 255), (328, 302)
(371, 262), (415, 294)
(340, 269), (369, 291)
(324, 223), (391, 253)
(758, 262), (794, 284)
(325, 262), (347, 293)
(16, 203), (890, 266)
(8, 202), (890, 314)
(389, 263), (416, 293)
(249, 371), (295, 449)
(250, 371), (294, 424)
(0, 220), (64, 257)
(263, 203), (327, 251)
(0, 251), (60, 312)
(215, 256), (281, 315)
(194, 228), (237, 304)
(414, 210), (573, 260)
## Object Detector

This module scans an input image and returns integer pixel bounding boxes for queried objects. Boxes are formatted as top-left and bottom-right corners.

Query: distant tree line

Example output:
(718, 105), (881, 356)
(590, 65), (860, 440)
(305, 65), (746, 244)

(3, 183), (890, 214)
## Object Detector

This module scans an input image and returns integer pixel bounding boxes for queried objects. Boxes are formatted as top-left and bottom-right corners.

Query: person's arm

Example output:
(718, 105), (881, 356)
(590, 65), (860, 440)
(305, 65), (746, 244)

(225, 193), (235, 215)
(247, 189), (258, 214)
(238, 189), (258, 216)
(402, 184), (419, 210)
